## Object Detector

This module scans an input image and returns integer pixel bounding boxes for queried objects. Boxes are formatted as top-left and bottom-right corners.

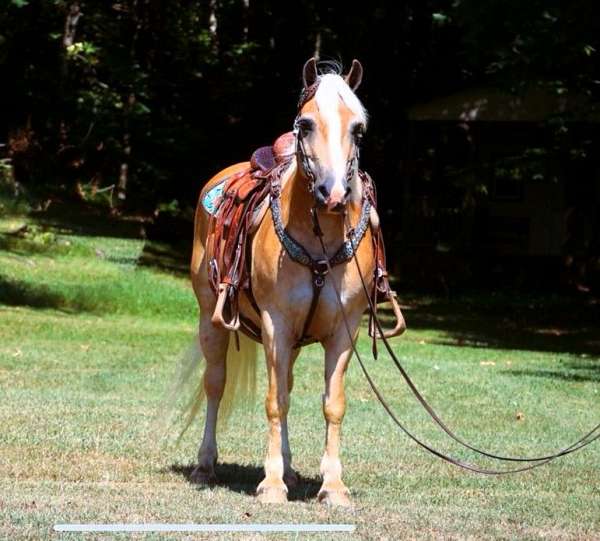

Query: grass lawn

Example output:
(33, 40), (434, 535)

(0, 205), (599, 540)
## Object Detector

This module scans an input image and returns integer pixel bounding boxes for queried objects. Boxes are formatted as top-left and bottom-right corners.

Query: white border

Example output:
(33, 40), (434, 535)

(54, 523), (355, 533)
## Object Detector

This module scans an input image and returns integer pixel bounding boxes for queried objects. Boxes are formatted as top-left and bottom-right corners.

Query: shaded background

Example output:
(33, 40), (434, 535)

(1, 0), (600, 294)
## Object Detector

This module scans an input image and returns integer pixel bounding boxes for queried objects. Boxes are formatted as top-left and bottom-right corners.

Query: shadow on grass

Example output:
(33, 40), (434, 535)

(4, 199), (600, 359)
(30, 200), (193, 276)
(0, 275), (75, 312)
(32, 200), (147, 240)
(390, 292), (600, 357)
(169, 462), (321, 502)
(137, 240), (191, 275)
(501, 358), (600, 383)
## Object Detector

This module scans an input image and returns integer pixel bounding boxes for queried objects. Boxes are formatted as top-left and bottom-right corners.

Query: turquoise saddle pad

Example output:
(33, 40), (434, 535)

(202, 181), (225, 215)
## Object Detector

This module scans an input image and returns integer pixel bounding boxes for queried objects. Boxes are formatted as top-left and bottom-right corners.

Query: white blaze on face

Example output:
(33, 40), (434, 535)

(314, 74), (367, 205)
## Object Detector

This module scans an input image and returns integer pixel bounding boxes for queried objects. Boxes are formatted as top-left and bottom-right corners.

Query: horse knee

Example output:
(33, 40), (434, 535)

(203, 363), (226, 399)
(265, 392), (289, 421)
(323, 394), (345, 425)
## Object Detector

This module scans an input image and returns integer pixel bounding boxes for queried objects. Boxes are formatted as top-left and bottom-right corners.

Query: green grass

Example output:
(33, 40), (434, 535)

(1, 209), (599, 540)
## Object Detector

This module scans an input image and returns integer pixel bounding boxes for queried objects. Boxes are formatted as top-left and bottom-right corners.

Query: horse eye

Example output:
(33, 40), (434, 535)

(352, 124), (365, 143)
(296, 118), (314, 136)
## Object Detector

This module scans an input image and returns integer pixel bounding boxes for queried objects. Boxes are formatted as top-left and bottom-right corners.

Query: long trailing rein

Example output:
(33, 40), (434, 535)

(291, 100), (599, 473)
(309, 208), (600, 475)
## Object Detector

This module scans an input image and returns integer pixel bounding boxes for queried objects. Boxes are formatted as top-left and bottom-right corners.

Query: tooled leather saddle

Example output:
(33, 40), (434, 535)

(203, 133), (295, 340)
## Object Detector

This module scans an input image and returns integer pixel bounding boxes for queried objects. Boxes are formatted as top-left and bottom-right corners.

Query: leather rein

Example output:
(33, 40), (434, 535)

(306, 207), (600, 474)
(283, 107), (600, 473)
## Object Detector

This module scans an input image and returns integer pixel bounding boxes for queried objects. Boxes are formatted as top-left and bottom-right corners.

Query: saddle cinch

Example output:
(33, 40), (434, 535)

(204, 132), (405, 346)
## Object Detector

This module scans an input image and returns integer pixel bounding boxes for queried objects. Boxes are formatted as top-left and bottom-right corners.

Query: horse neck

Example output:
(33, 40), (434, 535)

(280, 162), (359, 256)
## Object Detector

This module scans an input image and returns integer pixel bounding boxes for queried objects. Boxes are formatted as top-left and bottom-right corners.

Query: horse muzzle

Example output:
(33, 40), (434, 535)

(314, 181), (351, 213)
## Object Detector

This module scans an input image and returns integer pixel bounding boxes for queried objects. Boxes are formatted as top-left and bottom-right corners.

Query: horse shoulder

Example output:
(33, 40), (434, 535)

(251, 210), (285, 294)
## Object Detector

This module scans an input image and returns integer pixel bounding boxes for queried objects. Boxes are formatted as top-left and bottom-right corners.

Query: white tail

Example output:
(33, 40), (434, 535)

(167, 333), (258, 440)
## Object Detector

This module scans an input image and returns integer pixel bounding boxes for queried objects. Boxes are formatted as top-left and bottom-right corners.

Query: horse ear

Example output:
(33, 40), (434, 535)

(302, 57), (318, 88)
(344, 59), (363, 91)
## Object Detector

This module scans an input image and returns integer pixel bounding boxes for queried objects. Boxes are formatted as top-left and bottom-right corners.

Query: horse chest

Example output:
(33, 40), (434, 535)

(270, 266), (367, 339)
(249, 205), (374, 342)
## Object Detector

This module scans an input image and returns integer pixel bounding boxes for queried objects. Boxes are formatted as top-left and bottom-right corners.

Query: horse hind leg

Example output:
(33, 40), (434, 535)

(282, 349), (300, 489)
(190, 311), (229, 484)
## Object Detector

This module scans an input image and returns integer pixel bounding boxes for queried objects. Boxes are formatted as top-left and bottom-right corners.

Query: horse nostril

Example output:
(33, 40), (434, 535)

(317, 184), (329, 199)
(345, 185), (352, 197)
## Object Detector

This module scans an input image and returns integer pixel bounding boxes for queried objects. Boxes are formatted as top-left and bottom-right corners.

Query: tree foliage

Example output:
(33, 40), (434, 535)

(0, 0), (599, 215)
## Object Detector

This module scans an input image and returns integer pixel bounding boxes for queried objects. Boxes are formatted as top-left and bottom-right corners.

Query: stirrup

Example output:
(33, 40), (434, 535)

(211, 283), (241, 331)
(369, 290), (406, 339)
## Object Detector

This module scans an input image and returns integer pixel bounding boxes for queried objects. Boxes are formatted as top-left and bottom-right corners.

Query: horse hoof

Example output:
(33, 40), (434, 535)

(317, 488), (352, 507)
(256, 484), (288, 504)
(283, 469), (299, 489)
(190, 465), (217, 485)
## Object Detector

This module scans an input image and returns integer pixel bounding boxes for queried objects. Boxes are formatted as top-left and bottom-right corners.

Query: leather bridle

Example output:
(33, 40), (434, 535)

(292, 119), (317, 193)
(293, 107), (360, 199)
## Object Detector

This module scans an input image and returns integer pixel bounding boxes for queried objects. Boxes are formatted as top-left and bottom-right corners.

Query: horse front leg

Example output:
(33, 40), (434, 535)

(256, 313), (294, 503)
(318, 326), (359, 507)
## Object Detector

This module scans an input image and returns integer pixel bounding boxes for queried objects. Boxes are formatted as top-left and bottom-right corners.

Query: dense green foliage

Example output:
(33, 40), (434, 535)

(1, 1), (599, 213)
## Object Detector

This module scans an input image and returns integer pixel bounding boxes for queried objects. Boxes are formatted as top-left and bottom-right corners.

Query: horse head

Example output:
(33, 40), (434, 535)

(294, 58), (367, 213)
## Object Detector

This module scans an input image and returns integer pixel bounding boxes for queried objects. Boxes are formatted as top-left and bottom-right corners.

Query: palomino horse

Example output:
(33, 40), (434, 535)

(188, 58), (403, 505)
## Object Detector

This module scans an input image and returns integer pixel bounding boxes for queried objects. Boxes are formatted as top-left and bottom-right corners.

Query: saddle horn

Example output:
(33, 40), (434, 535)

(344, 59), (363, 91)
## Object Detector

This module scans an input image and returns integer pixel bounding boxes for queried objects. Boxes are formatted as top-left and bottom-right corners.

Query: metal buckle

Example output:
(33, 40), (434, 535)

(313, 259), (329, 287)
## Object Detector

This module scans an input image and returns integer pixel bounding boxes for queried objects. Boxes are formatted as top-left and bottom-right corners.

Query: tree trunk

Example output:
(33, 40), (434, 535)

(209, 0), (219, 54)
(59, 2), (82, 151)
(116, 0), (142, 209)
